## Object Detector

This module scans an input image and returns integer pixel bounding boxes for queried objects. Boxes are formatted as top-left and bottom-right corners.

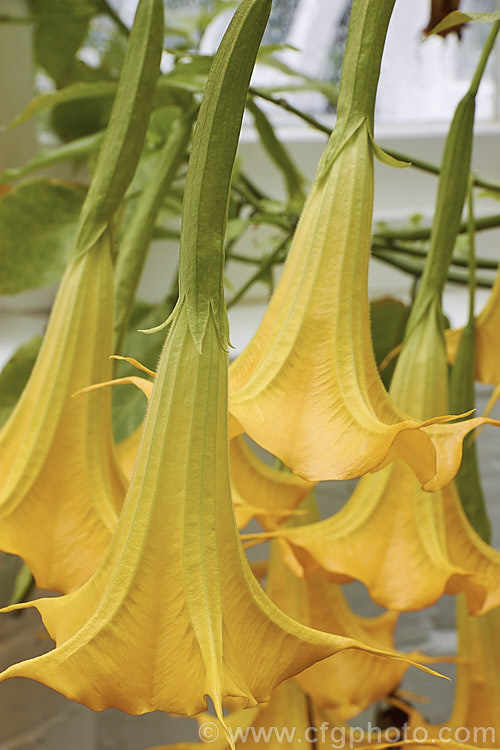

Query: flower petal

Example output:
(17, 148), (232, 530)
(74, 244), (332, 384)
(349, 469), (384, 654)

(0, 304), (442, 726)
(229, 123), (468, 490)
(0, 233), (125, 592)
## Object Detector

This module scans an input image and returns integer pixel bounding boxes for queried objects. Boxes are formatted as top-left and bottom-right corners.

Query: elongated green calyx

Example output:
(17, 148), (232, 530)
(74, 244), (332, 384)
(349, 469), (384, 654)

(178, 0), (272, 350)
(405, 20), (500, 337)
(72, 0), (164, 260)
(113, 107), (197, 350)
(318, 0), (396, 176)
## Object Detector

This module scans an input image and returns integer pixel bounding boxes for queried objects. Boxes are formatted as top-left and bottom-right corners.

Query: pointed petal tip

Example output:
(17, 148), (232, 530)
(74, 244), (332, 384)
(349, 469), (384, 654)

(344, 639), (450, 682)
(110, 355), (156, 377)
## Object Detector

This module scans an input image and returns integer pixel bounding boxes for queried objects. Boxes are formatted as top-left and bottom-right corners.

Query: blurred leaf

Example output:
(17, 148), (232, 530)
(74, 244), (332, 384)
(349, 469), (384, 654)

(257, 54), (306, 79)
(0, 335), (43, 427)
(50, 59), (116, 141)
(7, 81), (117, 129)
(7, 74), (201, 132)
(0, 179), (86, 294)
(0, 131), (104, 184)
(247, 98), (305, 202)
(260, 80), (338, 104)
(429, 10), (500, 36)
(28, 0), (98, 83)
(479, 188), (500, 202)
(9, 563), (35, 606)
(225, 217), (252, 245)
(370, 297), (410, 389)
(164, 0), (237, 42)
(258, 43), (298, 56)
(161, 56), (212, 92)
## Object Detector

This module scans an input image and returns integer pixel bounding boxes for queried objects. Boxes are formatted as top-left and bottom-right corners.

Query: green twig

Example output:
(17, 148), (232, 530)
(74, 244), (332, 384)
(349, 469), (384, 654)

(374, 213), (500, 242)
(371, 237), (498, 270)
(372, 247), (493, 287)
(249, 86), (331, 134)
(251, 87), (500, 196)
(227, 234), (290, 308)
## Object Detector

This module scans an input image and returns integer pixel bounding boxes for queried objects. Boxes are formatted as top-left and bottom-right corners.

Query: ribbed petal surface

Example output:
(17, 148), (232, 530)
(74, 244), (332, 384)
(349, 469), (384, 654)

(229, 123), (479, 490)
(0, 303), (433, 728)
(0, 235), (125, 592)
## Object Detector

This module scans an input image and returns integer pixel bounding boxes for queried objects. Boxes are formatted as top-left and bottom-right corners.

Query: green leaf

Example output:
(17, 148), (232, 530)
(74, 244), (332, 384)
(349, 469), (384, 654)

(370, 297), (410, 389)
(0, 180), (86, 294)
(160, 57), (213, 93)
(429, 10), (500, 36)
(7, 81), (117, 130)
(7, 75), (199, 133)
(28, 0), (98, 83)
(247, 98), (306, 202)
(49, 60), (116, 142)
(0, 131), (104, 185)
(0, 336), (42, 427)
(8, 563), (35, 606)
(73, 0), (165, 259)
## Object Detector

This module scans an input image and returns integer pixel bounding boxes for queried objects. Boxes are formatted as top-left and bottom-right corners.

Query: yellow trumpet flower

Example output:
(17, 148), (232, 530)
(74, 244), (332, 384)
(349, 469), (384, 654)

(149, 680), (344, 750)
(267, 537), (420, 721)
(0, 303), (442, 729)
(0, 232), (126, 593)
(270, 470), (500, 614)
(109, 367), (313, 528)
(149, 507), (430, 750)
(253, 301), (500, 614)
(230, 436), (314, 530)
(228, 121), (483, 491)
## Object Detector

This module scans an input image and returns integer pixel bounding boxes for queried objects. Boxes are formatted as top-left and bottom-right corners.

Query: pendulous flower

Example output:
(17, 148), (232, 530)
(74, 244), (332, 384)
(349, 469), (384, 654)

(0, 302), (437, 728)
(228, 27), (479, 490)
(265, 500), (431, 721)
(251, 300), (500, 614)
(0, 231), (126, 593)
(108, 369), (313, 528)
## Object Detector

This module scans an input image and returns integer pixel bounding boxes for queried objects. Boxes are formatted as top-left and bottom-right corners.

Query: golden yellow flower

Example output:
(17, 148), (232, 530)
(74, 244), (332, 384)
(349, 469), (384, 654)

(149, 680), (343, 750)
(0, 303), (435, 730)
(266, 529), (425, 721)
(228, 121), (481, 491)
(0, 232), (126, 593)
(252, 301), (500, 613)
(110, 373), (313, 528)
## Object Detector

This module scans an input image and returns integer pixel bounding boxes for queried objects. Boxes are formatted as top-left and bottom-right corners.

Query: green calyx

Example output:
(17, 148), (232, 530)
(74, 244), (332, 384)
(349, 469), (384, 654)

(317, 0), (396, 180)
(71, 0), (164, 261)
(178, 0), (272, 352)
(404, 20), (500, 339)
